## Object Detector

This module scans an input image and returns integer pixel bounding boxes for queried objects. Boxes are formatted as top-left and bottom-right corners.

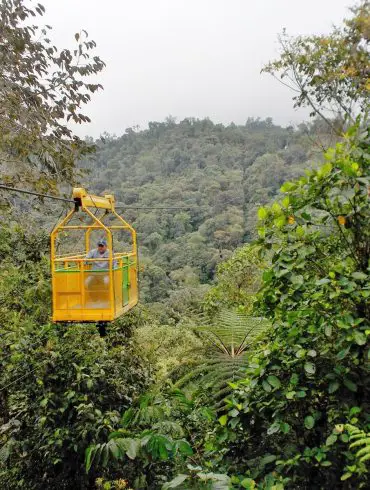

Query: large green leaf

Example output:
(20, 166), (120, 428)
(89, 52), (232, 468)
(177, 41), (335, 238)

(123, 438), (141, 460)
(304, 416), (315, 430)
(304, 362), (316, 375)
(267, 375), (281, 389)
(162, 474), (188, 489)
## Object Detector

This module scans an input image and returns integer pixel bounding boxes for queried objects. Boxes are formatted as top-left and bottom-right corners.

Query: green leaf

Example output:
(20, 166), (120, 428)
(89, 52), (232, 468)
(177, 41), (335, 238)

(343, 379), (357, 392)
(291, 274), (304, 286)
(176, 440), (193, 456)
(296, 225), (305, 237)
(258, 207), (268, 220)
(85, 445), (96, 473)
(295, 348), (306, 358)
(121, 408), (134, 427)
(108, 440), (121, 460)
(280, 182), (295, 192)
(274, 216), (286, 228)
(271, 202), (282, 215)
(240, 478), (256, 489)
(262, 270), (273, 282)
(328, 381), (340, 394)
(267, 375), (281, 389)
(267, 422), (280, 435)
(146, 434), (171, 461)
(290, 373), (299, 386)
(316, 278), (330, 285)
(304, 362), (316, 375)
(319, 162), (332, 176)
(337, 346), (350, 360)
(219, 415), (228, 426)
(260, 454), (277, 466)
(296, 390), (306, 398)
(321, 460), (332, 467)
(122, 438), (140, 460)
(349, 406), (361, 416)
(282, 196), (290, 208)
(229, 408), (239, 417)
(341, 472), (353, 481)
(262, 380), (272, 392)
(304, 416), (315, 430)
(352, 271), (367, 281)
(163, 475), (188, 489)
(326, 434), (337, 446)
(286, 391), (296, 399)
(354, 331), (366, 346)
(101, 444), (109, 467)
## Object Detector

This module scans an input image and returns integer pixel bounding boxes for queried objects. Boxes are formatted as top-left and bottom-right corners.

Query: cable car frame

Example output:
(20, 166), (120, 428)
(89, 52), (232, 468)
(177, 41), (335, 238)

(51, 188), (138, 323)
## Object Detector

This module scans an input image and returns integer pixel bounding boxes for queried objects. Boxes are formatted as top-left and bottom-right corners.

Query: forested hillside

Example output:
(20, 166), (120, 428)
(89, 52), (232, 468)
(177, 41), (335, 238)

(81, 118), (327, 306)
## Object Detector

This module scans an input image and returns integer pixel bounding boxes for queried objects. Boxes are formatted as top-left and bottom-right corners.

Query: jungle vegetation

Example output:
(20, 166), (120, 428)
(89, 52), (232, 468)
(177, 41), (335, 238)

(0, 1), (369, 489)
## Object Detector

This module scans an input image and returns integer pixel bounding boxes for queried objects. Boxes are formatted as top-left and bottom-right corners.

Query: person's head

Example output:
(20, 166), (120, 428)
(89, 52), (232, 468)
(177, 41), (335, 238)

(97, 239), (107, 253)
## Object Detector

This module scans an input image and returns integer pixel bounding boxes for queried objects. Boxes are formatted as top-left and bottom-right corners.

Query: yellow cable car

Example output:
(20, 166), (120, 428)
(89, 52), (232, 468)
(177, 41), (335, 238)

(51, 188), (138, 323)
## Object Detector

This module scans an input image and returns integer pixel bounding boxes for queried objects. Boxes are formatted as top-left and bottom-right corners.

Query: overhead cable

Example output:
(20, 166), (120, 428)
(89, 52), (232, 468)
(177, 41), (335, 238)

(0, 183), (74, 203)
(0, 183), (200, 210)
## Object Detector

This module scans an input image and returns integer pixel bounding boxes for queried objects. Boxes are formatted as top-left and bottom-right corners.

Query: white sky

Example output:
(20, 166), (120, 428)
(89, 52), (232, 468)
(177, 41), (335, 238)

(41, 0), (353, 137)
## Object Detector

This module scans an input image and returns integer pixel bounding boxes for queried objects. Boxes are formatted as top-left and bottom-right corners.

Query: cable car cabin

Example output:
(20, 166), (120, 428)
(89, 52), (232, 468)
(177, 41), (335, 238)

(51, 188), (138, 322)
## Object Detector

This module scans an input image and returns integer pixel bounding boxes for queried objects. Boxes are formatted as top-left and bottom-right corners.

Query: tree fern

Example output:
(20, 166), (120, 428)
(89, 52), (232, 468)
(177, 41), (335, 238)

(171, 309), (270, 409)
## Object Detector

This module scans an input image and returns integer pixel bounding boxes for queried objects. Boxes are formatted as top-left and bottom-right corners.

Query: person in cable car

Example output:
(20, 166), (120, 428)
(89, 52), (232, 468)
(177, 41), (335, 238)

(85, 239), (113, 287)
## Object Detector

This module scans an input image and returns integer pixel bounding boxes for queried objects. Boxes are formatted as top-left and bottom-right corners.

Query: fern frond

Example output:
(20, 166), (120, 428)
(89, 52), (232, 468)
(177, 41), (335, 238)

(349, 437), (370, 449)
(195, 311), (269, 356)
(344, 424), (370, 465)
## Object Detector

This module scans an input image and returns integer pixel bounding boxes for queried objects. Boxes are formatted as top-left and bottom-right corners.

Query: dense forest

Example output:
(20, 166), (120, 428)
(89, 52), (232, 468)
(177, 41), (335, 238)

(81, 116), (329, 311)
(0, 1), (369, 489)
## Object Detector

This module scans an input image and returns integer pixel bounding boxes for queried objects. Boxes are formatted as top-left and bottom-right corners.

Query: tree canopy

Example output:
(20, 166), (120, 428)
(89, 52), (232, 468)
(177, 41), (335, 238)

(0, 0), (105, 189)
(263, 1), (369, 131)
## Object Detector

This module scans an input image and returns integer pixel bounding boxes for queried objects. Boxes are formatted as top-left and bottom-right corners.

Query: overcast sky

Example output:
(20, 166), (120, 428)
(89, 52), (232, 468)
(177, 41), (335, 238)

(42, 0), (353, 137)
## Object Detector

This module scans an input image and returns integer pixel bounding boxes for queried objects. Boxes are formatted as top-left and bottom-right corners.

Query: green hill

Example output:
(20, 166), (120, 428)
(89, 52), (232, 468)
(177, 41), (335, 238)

(81, 117), (326, 305)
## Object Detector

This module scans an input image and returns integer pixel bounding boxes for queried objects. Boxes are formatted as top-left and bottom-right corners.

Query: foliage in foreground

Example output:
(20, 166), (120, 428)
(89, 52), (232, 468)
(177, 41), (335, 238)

(214, 126), (370, 488)
(0, 225), (151, 489)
